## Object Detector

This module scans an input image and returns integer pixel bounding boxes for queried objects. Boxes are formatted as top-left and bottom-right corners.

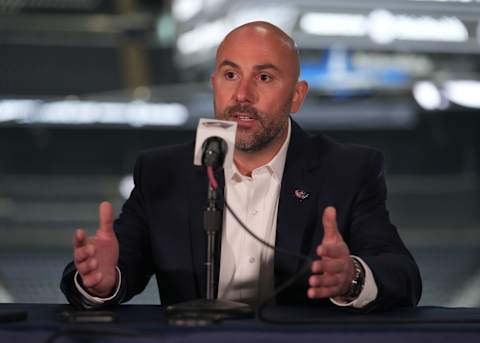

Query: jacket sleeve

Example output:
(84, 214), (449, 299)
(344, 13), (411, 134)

(60, 153), (154, 309)
(348, 151), (422, 311)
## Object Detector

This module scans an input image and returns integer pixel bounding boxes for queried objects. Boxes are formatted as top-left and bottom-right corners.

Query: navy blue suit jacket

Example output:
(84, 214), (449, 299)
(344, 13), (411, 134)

(61, 120), (422, 311)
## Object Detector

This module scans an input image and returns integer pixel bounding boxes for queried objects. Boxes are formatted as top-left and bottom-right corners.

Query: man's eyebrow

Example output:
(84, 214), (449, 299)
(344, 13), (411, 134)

(253, 63), (281, 73)
(217, 60), (281, 73)
(218, 60), (239, 69)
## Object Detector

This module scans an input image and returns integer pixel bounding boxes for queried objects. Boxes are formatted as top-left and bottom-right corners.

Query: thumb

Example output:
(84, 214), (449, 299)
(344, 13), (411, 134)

(322, 206), (340, 243)
(97, 201), (114, 236)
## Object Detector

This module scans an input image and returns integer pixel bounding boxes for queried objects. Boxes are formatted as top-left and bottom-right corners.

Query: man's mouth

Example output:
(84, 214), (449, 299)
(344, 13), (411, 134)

(233, 113), (256, 121)
(229, 112), (259, 128)
(224, 106), (259, 127)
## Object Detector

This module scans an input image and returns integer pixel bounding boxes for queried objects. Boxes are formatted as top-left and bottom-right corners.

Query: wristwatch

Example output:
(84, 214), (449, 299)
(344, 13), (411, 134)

(343, 257), (365, 301)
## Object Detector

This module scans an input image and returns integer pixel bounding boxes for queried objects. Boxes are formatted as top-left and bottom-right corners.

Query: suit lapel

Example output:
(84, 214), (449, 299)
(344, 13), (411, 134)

(274, 121), (326, 289)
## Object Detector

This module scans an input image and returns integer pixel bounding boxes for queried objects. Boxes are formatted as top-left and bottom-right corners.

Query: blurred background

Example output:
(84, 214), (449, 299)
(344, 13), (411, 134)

(0, 0), (479, 306)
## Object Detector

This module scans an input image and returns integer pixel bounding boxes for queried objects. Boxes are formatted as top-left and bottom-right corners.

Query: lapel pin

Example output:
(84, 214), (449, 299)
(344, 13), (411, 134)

(294, 189), (310, 201)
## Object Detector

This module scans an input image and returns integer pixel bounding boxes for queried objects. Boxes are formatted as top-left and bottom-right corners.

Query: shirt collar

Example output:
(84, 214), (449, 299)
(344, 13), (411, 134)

(225, 118), (291, 183)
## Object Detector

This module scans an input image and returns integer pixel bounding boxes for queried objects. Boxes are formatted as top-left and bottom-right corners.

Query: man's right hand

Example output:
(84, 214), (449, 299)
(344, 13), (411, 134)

(73, 201), (119, 298)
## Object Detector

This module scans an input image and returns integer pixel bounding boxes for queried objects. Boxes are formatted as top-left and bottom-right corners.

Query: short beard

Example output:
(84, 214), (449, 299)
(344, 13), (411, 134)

(224, 101), (292, 153)
(235, 118), (287, 153)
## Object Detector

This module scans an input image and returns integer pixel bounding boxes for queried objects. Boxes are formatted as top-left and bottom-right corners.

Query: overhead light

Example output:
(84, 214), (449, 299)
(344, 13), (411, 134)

(413, 81), (446, 110)
(172, 0), (203, 22)
(0, 100), (189, 127)
(368, 10), (397, 44)
(300, 9), (468, 44)
(0, 100), (38, 122)
(444, 80), (480, 109)
(176, 6), (297, 55)
(371, 10), (468, 44)
(300, 13), (366, 37)
(177, 19), (227, 55)
(408, 0), (479, 3)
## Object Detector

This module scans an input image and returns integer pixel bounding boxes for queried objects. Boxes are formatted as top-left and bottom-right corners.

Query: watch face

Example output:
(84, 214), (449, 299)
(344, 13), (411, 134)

(347, 258), (365, 299)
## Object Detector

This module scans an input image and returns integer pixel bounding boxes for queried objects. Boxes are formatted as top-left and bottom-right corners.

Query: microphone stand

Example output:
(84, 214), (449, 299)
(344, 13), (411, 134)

(204, 185), (221, 301)
(166, 170), (252, 321)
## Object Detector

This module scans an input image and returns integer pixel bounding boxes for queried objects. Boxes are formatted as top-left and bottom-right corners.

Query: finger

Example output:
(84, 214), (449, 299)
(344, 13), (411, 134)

(312, 259), (342, 274)
(309, 274), (340, 288)
(311, 259), (323, 274)
(318, 258), (345, 274)
(76, 258), (98, 276)
(316, 242), (349, 259)
(73, 229), (87, 248)
(81, 272), (103, 289)
(97, 201), (114, 235)
(74, 244), (96, 264)
(322, 206), (340, 243)
(307, 286), (339, 299)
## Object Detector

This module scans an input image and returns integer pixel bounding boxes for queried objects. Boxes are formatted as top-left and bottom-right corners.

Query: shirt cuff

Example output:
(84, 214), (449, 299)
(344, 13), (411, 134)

(330, 256), (378, 309)
(74, 267), (122, 304)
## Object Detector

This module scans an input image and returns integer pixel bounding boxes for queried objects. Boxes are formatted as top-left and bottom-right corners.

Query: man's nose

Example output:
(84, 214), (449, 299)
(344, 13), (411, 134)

(233, 79), (256, 103)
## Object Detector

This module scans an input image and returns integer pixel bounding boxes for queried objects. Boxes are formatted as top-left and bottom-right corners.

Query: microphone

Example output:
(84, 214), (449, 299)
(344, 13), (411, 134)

(193, 118), (237, 170)
(167, 118), (252, 319)
(201, 137), (227, 169)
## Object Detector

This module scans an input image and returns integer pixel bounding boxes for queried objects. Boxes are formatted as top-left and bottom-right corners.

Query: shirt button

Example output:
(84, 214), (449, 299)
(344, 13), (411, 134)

(249, 257), (255, 263)
(250, 209), (258, 215)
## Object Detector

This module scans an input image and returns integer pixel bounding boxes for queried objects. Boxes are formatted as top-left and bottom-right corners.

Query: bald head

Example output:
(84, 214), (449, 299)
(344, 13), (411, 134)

(216, 21), (301, 81)
(211, 21), (309, 158)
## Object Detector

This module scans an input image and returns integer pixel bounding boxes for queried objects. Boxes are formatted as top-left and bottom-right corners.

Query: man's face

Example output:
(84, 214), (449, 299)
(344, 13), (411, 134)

(211, 27), (305, 153)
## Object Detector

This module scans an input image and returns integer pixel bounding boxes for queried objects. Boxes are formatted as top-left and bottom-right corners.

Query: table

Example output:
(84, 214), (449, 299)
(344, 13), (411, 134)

(1, 304), (480, 342)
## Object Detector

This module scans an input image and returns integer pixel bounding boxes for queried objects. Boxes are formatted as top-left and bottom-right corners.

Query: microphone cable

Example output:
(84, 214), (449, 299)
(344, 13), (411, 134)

(207, 166), (314, 324)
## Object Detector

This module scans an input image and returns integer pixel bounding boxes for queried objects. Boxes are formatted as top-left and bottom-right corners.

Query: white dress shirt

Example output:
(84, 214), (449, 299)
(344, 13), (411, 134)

(217, 121), (290, 305)
(76, 119), (378, 307)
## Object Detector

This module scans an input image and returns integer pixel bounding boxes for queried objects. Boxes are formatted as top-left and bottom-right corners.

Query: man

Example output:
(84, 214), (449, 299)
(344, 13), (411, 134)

(61, 21), (422, 311)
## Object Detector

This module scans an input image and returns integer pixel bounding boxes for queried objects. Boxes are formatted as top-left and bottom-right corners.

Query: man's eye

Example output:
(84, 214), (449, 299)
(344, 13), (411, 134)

(225, 71), (237, 79)
(259, 74), (272, 82)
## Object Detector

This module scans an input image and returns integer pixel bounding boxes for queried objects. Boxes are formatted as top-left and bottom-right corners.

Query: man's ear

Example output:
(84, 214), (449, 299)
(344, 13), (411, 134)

(290, 80), (309, 113)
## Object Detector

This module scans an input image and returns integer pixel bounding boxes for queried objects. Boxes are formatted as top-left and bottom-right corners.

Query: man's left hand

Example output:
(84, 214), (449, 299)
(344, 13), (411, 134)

(308, 206), (354, 299)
